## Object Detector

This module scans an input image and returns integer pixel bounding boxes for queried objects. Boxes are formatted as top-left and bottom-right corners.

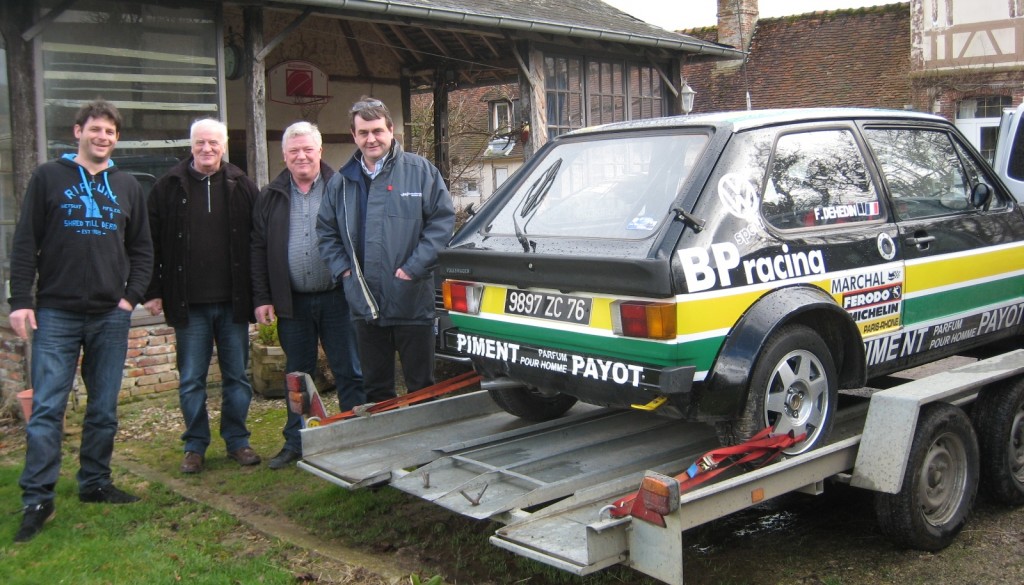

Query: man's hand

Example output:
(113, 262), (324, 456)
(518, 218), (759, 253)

(255, 304), (276, 325)
(395, 268), (412, 281)
(118, 298), (134, 312)
(9, 309), (36, 340)
(143, 298), (163, 316)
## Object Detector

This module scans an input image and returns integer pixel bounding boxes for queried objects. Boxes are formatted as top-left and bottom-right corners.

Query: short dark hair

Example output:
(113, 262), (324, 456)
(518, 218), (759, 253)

(349, 95), (393, 130)
(75, 99), (123, 133)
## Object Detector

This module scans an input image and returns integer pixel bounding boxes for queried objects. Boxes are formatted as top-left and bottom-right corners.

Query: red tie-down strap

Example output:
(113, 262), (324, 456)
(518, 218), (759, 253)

(606, 427), (807, 527)
(319, 370), (483, 424)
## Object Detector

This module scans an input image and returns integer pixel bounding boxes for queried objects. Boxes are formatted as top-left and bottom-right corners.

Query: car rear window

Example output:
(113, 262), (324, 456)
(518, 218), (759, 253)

(482, 133), (709, 240)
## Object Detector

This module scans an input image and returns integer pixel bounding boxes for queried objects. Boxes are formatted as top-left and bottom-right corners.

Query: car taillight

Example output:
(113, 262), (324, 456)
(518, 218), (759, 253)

(611, 301), (676, 340)
(443, 280), (483, 314)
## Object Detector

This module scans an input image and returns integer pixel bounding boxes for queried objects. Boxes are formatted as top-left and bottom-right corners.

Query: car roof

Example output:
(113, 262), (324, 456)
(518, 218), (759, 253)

(565, 107), (949, 136)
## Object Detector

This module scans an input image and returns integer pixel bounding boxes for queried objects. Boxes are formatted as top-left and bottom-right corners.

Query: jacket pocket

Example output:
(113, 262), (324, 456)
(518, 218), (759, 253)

(341, 274), (374, 319)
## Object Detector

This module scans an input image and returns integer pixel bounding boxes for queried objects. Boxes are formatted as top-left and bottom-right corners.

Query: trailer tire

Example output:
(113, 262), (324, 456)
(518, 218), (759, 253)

(488, 386), (577, 422)
(970, 376), (1024, 505)
(717, 325), (836, 455)
(874, 402), (979, 551)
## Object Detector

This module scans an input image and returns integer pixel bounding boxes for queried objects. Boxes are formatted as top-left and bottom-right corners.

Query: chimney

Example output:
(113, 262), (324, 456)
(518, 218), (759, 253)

(717, 0), (758, 53)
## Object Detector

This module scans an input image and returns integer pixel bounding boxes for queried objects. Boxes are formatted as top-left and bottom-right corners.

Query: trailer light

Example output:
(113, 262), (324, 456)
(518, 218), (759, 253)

(633, 471), (680, 526)
(611, 301), (676, 340)
(443, 280), (483, 314)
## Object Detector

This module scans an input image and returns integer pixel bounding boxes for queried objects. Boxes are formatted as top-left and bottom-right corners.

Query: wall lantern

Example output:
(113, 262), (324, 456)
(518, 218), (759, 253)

(680, 81), (696, 115)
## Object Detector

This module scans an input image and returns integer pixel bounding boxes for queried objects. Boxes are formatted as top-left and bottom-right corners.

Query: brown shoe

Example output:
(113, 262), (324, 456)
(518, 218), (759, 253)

(180, 451), (204, 474)
(227, 447), (261, 466)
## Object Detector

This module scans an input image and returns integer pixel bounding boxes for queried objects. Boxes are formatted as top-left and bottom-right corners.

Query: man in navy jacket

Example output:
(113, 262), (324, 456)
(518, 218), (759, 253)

(317, 97), (454, 402)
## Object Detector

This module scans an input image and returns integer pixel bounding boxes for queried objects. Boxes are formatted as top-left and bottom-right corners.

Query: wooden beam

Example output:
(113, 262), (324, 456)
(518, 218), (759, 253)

(1, 0), (40, 212)
(452, 31), (478, 60)
(244, 6), (269, 187)
(339, 20), (372, 78)
(389, 24), (423, 63)
(369, 22), (407, 64)
(422, 28), (452, 57)
(21, 0), (76, 41)
(256, 6), (312, 62)
(478, 34), (502, 59)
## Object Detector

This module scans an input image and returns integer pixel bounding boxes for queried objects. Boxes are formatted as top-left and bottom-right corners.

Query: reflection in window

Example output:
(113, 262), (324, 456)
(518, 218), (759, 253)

(40, 0), (219, 180)
(484, 133), (708, 240)
(865, 128), (972, 220)
(762, 130), (880, 230)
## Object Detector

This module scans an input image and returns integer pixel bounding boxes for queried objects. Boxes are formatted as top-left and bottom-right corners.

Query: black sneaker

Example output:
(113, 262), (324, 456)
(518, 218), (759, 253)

(267, 448), (302, 470)
(14, 501), (55, 543)
(79, 484), (140, 504)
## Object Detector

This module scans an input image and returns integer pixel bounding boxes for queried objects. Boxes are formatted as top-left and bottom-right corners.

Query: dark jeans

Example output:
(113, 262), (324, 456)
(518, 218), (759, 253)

(20, 307), (131, 506)
(174, 302), (253, 455)
(354, 321), (435, 403)
(278, 289), (363, 453)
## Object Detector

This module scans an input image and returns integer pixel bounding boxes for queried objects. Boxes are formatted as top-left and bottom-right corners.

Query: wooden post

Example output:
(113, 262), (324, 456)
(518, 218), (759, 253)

(243, 6), (269, 187)
(433, 70), (451, 188)
(0, 1), (39, 208)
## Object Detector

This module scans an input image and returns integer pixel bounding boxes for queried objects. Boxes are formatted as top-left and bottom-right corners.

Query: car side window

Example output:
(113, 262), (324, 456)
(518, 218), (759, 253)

(864, 128), (974, 220)
(761, 129), (881, 230)
(951, 139), (1007, 211)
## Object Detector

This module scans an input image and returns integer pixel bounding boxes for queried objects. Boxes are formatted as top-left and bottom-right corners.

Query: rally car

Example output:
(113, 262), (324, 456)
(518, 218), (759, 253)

(438, 108), (1024, 454)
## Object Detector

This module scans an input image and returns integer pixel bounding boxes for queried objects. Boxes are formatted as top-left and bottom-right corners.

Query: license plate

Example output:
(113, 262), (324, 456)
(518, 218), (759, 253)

(504, 289), (592, 325)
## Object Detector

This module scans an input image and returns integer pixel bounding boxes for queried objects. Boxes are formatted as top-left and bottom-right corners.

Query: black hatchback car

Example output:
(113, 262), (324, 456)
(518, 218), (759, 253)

(437, 108), (1024, 455)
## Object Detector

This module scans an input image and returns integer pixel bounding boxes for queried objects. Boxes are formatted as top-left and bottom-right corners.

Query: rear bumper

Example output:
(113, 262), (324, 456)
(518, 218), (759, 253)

(445, 330), (695, 409)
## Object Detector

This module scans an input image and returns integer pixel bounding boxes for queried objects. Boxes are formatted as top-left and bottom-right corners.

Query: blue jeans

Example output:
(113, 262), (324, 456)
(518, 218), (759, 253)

(278, 289), (363, 453)
(20, 307), (131, 506)
(175, 302), (253, 455)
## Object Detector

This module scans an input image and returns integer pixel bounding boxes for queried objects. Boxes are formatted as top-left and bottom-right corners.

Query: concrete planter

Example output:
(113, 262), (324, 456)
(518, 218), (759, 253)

(251, 342), (287, 398)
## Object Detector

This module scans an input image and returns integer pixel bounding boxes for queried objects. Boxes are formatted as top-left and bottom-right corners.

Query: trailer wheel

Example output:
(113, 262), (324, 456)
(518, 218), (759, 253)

(488, 385), (577, 422)
(970, 376), (1024, 505)
(718, 325), (837, 455)
(874, 403), (979, 551)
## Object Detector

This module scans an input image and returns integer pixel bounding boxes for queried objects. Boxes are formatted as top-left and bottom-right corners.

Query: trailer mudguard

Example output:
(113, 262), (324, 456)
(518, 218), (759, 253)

(692, 285), (866, 420)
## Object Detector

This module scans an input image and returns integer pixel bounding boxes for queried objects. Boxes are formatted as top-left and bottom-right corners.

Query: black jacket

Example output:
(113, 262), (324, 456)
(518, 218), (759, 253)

(251, 162), (335, 318)
(8, 155), (153, 313)
(145, 157), (258, 327)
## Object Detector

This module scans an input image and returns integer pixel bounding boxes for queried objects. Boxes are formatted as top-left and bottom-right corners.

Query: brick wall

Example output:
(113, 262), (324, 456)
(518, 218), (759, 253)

(0, 314), (223, 419)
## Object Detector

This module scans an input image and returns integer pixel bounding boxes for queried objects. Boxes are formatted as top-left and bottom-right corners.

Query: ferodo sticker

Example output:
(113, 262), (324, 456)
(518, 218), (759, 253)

(678, 242), (826, 292)
(830, 268), (903, 333)
(453, 332), (644, 387)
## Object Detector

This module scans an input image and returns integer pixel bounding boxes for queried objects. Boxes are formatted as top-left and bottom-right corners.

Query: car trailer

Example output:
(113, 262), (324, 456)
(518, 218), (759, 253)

(298, 349), (1024, 584)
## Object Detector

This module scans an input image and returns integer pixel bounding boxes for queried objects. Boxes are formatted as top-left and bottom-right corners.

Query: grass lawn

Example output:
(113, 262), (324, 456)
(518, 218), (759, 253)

(0, 388), (656, 585)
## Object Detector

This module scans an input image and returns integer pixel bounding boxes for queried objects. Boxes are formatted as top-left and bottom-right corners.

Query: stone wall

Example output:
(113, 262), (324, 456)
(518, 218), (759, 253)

(0, 312), (222, 419)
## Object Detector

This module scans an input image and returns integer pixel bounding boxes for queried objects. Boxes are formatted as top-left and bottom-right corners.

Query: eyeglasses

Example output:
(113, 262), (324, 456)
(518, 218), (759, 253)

(350, 99), (385, 113)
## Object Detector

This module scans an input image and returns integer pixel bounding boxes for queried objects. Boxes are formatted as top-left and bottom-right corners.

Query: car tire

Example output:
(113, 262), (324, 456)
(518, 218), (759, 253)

(487, 385), (577, 422)
(716, 324), (837, 455)
(970, 375), (1024, 506)
(875, 402), (979, 551)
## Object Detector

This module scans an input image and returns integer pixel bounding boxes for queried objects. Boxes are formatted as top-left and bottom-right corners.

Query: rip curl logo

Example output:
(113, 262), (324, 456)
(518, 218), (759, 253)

(400, 192), (423, 198)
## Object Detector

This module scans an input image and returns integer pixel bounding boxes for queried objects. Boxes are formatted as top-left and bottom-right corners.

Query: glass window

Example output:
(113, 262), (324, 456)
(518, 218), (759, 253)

(545, 56), (584, 139)
(865, 128), (972, 220)
(484, 133), (708, 240)
(40, 0), (220, 180)
(587, 61), (625, 126)
(629, 64), (663, 120)
(762, 129), (880, 230)
(491, 101), (511, 133)
(958, 96), (1011, 119)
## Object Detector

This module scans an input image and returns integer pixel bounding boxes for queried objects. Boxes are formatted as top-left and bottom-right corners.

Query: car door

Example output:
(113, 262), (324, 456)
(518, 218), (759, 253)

(862, 123), (1024, 371)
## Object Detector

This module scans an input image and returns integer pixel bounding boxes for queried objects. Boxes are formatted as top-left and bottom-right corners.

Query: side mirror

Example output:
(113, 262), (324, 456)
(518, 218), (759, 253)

(465, 202), (477, 216)
(971, 183), (993, 210)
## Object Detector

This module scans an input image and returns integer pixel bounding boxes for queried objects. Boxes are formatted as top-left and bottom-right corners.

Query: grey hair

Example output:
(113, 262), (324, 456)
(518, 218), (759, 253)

(190, 118), (228, 145)
(281, 121), (323, 152)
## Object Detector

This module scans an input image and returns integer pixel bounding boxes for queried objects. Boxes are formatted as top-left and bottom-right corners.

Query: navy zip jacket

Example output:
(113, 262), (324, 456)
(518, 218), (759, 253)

(145, 157), (258, 328)
(8, 155), (153, 313)
(251, 162), (335, 318)
(317, 141), (454, 326)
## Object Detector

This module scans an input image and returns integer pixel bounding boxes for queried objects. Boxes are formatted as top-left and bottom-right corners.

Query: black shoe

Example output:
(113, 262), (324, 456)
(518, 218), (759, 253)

(268, 448), (302, 470)
(79, 484), (140, 504)
(14, 501), (55, 543)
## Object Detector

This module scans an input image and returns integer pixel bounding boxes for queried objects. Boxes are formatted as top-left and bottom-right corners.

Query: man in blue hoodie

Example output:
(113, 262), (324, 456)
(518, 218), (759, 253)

(318, 97), (454, 403)
(8, 99), (153, 543)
